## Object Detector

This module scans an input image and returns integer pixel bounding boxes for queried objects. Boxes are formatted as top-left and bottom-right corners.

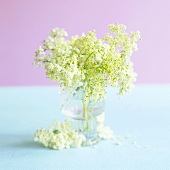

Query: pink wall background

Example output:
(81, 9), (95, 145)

(0, 0), (170, 86)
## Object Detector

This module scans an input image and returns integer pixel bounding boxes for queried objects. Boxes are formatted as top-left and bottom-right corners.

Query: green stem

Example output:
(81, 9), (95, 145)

(83, 101), (88, 131)
(83, 102), (87, 119)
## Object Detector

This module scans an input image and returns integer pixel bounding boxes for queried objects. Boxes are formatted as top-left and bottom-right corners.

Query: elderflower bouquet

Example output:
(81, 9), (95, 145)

(34, 23), (141, 149)
(34, 23), (140, 103)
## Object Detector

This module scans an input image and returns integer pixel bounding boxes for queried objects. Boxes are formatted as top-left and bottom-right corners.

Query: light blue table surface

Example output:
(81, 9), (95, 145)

(0, 85), (170, 170)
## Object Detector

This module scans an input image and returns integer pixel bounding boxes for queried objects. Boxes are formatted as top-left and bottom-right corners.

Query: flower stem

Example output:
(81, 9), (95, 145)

(83, 101), (88, 131)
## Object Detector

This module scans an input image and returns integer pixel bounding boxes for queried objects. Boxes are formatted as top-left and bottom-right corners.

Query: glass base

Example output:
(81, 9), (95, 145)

(68, 117), (100, 146)
(82, 137), (100, 146)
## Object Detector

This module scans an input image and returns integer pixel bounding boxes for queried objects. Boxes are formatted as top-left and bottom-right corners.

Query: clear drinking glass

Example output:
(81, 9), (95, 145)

(60, 88), (105, 145)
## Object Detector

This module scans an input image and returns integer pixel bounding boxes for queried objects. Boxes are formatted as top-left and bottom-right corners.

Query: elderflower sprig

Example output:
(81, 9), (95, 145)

(34, 23), (141, 103)
(34, 119), (86, 150)
(96, 113), (114, 140)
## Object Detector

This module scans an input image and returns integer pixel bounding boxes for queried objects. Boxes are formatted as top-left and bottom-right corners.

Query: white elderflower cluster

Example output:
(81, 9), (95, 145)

(98, 126), (114, 140)
(34, 119), (86, 150)
(34, 23), (141, 103)
(96, 113), (114, 140)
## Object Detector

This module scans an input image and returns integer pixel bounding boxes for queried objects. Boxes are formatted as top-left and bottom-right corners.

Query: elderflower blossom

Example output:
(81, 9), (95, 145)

(34, 119), (86, 150)
(98, 126), (114, 140)
(34, 23), (141, 103)
(96, 113), (114, 140)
